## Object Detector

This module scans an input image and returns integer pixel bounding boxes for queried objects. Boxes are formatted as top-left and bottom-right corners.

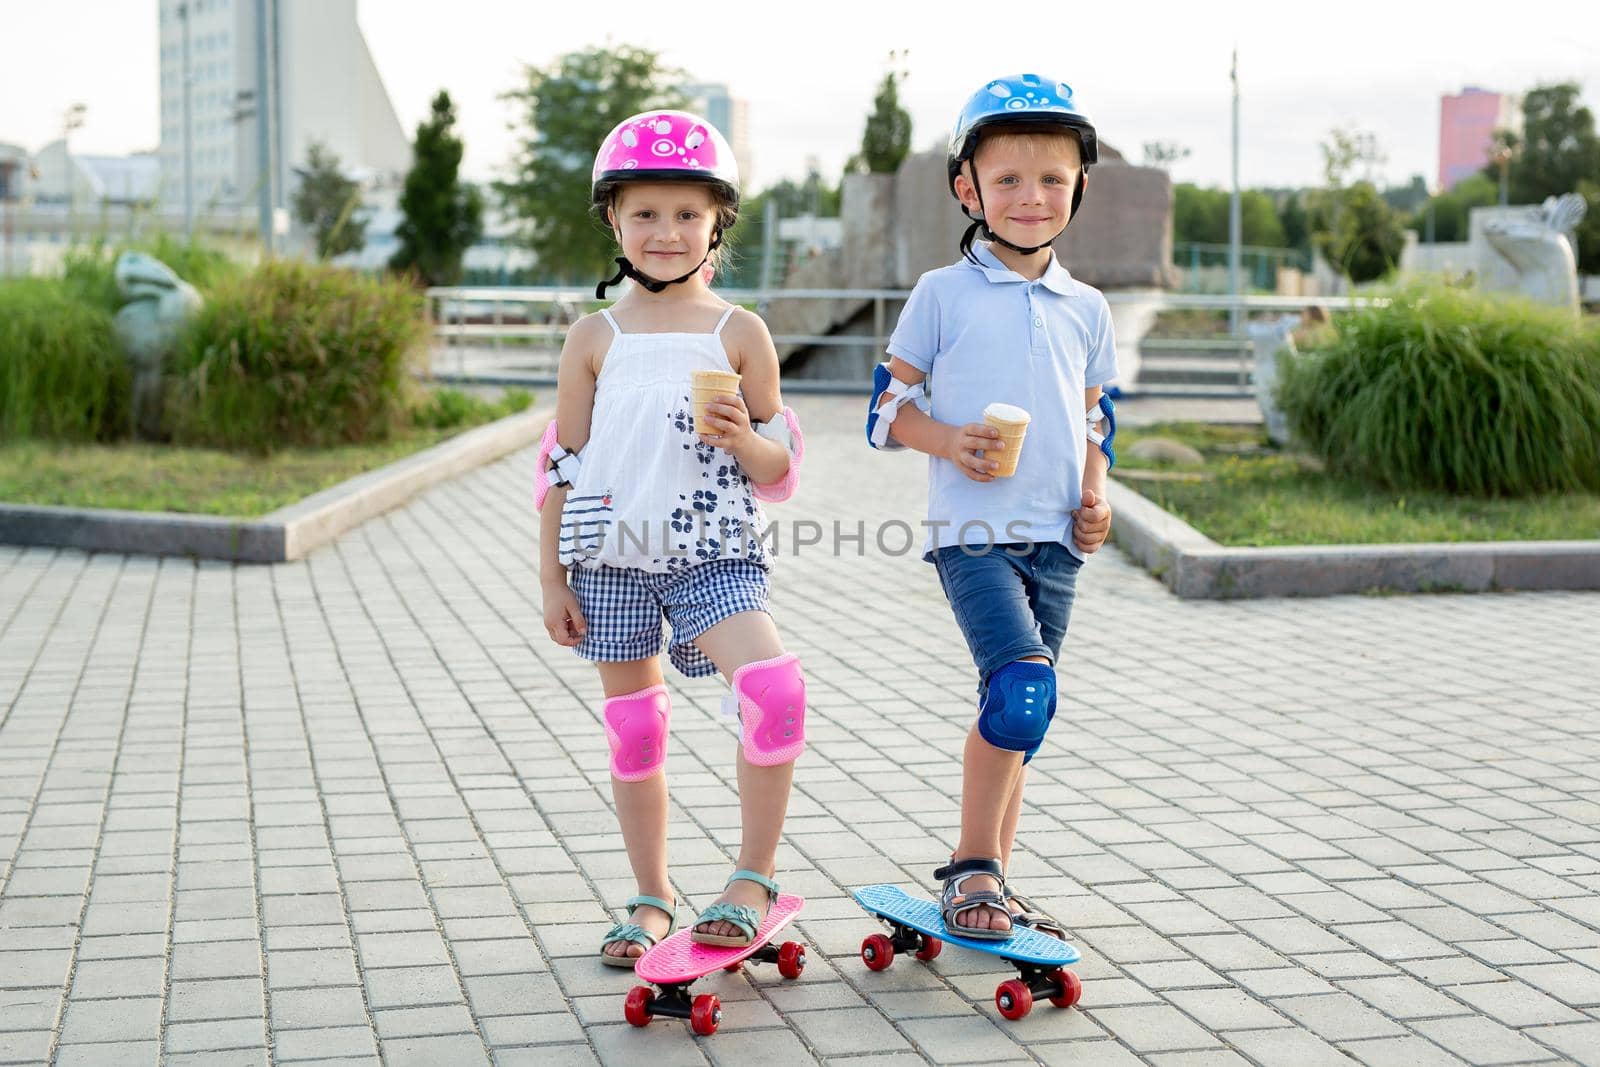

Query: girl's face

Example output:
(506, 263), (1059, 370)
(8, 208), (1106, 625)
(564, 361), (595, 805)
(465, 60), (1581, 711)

(954, 133), (1083, 250)
(610, 183), (720, 282)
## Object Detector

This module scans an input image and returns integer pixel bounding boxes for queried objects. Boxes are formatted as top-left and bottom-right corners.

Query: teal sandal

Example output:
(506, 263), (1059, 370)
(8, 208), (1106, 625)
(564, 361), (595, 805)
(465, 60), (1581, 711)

(691, 869), (779, 948)
(599, 894), (678, 968)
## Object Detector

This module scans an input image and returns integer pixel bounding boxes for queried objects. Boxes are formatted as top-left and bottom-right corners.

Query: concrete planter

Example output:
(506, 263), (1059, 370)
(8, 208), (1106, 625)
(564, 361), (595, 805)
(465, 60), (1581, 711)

(0, 407), (549, 563)
(1107, 478), (1600, 598)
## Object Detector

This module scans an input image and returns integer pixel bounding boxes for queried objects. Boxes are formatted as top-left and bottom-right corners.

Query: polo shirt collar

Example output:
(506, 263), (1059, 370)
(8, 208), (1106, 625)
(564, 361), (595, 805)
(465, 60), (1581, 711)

(969, 241), (1077, 296)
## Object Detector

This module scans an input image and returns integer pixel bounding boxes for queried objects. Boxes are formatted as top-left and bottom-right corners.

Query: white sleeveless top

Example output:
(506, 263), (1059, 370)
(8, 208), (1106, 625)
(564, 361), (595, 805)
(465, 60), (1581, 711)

(559, 306), (771, 573)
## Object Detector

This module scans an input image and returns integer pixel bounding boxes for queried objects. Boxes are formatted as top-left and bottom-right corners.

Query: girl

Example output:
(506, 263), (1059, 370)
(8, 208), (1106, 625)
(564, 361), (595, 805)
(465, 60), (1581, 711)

(534, 110), (808, 967)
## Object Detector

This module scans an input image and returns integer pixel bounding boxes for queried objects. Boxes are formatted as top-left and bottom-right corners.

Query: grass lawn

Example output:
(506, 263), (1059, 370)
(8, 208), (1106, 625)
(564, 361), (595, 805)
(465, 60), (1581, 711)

(1116, 422), (1600, 547)
(0, 430), (488, 518)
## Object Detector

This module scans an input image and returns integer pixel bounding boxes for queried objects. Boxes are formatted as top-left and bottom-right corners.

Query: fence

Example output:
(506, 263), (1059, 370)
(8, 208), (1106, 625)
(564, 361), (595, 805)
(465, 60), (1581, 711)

(424, 287), (1378, 396)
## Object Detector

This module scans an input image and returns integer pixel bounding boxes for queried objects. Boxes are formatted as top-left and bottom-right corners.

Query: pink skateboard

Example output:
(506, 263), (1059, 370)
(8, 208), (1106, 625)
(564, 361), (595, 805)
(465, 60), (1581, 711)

(626, 893), (806, 1035)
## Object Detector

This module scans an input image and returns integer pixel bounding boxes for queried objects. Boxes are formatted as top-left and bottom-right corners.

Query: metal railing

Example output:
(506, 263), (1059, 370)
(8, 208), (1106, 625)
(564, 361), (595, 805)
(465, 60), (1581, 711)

(424, 285), (1380, 393)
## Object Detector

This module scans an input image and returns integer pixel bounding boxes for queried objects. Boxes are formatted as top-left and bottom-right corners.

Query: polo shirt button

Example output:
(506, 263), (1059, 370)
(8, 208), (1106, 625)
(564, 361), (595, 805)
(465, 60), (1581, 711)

(1033, 317), (1043, 328)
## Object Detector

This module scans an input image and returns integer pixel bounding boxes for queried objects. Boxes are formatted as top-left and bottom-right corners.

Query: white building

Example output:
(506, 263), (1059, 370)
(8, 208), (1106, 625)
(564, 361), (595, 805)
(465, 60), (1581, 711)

(156, 0), (409, 219)
(682, 82), (752, 189)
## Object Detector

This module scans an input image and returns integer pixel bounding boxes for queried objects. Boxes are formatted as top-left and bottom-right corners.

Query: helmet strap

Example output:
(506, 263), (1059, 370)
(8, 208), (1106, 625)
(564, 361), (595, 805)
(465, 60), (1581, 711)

(597, 230), (723, 299)
(957, 162), (1086, 264)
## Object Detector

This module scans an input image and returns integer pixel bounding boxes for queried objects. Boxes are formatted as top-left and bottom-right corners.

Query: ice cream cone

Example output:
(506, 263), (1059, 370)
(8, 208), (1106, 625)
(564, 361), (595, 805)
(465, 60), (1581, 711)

(691, 369), (742, 434)
(983, 402), (1031, 477)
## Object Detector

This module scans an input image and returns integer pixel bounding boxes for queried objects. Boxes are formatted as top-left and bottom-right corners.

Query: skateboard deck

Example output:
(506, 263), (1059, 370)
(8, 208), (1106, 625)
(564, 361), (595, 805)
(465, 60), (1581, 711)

(626, 893), (806, 1034)
(853, 883), (1082, 1019)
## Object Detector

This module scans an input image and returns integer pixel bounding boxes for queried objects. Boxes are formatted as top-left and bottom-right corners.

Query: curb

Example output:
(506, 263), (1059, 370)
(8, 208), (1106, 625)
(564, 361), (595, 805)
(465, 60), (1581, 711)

(0, 407), (550, 563)
(1105, 479), (1600, 598)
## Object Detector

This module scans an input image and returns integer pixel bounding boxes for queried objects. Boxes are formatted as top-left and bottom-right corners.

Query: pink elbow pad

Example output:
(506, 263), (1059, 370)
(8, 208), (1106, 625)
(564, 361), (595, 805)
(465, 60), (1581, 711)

(533, 420), (582, 511)
(751, 407), (804, 503)
(533, 420), (559, 511)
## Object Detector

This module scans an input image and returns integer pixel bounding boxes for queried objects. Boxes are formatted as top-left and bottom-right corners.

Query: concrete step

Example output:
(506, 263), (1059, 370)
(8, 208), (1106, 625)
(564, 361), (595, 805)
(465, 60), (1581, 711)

(1138, 355), (1253, 387)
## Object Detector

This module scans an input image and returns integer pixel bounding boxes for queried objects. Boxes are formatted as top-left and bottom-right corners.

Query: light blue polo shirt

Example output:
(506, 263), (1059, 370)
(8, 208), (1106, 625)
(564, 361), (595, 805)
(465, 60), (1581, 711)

(886, 242), (1119, 561)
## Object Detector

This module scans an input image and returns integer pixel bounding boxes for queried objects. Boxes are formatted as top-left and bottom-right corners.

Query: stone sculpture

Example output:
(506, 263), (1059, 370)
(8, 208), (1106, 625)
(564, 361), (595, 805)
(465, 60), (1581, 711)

(1481, 192), (1587, 315)
(112, 252), (202, 439)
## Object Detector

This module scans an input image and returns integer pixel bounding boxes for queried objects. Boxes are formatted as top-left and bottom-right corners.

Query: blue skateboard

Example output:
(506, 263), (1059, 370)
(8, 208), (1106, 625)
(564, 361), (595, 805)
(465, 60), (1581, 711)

(853, 883), (1083, 1019)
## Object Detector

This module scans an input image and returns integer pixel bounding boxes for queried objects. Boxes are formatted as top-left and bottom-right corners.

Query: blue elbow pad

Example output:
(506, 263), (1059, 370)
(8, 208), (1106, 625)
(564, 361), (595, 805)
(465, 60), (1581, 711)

(1087, 394), (1116, 469)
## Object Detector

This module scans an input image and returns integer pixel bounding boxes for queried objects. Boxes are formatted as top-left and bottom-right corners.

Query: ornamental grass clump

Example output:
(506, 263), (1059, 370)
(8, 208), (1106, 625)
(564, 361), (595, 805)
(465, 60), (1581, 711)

(1279, 282), (1600, 497)
(167, 259), (429, 451)
(0, 278), (129, 441)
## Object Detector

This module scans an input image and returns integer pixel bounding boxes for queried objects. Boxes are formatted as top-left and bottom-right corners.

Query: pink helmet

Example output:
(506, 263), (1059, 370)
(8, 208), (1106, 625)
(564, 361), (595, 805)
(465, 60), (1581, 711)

(591, 110), (740, 209)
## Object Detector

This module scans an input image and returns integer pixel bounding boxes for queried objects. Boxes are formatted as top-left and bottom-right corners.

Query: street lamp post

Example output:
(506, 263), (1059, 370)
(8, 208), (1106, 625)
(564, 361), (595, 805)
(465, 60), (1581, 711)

(1228, 48), (1241, 336)
(179, 1), (194, 239)
(63, 102), (86, 241)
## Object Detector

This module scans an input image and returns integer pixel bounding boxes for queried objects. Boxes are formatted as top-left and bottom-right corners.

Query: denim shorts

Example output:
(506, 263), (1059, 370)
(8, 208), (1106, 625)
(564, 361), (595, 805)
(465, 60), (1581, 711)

(931, 541), (1082, 698)
(570, 558), (770, 677)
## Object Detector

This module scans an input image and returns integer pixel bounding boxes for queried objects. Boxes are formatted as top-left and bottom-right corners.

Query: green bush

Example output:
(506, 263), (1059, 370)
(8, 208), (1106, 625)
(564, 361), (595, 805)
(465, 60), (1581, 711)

(63, 234), (242, 312)
(410, 386), (532, 430)
(1279, 282), (1600, 496)
(0, 278), (129, 441)
(167, 259), (429, 451)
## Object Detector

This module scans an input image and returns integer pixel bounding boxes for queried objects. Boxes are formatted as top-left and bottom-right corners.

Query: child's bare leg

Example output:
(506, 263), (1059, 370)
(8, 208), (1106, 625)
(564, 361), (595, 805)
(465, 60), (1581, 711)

(953, 655), (1049, 935)
(692, 610), (794, 938)
(599, 658), (675, 960)
(1000, 765), (1027, 872)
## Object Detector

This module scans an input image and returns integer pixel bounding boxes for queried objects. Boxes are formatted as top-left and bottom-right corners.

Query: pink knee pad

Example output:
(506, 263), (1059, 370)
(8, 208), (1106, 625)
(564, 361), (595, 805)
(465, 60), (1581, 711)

(733, 654), (806, 766)
(604, 685), (671, 781)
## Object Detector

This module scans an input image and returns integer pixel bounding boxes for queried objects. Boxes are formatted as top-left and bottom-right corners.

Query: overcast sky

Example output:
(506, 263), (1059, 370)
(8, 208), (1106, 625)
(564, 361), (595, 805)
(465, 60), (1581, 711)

(4, 0), (1597, 192)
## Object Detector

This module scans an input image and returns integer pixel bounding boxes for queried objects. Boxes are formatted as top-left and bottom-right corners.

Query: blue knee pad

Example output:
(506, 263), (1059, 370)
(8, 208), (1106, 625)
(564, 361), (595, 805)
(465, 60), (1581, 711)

(977, 661), (1057, 763)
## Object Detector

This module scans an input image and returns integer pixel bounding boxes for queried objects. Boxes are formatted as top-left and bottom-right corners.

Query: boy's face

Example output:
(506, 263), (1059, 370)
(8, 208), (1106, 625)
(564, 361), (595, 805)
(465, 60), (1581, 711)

(609, 183), (719, 280)
(954, 133), (1083, 250)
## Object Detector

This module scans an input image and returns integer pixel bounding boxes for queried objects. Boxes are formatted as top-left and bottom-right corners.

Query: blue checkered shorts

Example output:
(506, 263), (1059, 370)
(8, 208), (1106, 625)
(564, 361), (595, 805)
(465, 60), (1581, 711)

(569, 559), (771, 677)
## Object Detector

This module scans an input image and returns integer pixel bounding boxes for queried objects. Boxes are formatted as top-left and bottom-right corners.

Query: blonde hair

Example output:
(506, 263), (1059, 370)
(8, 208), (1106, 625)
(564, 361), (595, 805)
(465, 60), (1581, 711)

(971, 124), (1084, 171)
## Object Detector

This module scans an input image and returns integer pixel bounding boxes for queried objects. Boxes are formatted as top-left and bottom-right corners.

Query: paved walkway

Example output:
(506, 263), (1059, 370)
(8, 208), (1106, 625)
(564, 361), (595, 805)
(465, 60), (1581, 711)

(2, 396), (1598, 1066)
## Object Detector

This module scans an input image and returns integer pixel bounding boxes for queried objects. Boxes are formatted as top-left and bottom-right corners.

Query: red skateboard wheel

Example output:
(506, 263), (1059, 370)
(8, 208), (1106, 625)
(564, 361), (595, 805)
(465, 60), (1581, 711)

(624, 985), (653, 1027)
(1049, 968), (1082, 1009)
(996, 978), (1033, 1020)
(861, 933), (895, 971)
(690, 993), (721, 1035)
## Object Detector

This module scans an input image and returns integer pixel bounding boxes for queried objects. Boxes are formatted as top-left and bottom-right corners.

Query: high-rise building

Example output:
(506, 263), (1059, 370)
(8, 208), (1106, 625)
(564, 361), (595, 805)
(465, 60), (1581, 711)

(1438, 87), (1519, 191)
(156, 0), (409, 217)
(682, 83), (752, 188)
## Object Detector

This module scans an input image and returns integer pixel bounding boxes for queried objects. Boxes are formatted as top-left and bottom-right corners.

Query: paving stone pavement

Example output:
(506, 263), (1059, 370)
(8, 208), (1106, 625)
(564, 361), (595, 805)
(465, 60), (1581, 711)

(2, 395), (1598, 1067)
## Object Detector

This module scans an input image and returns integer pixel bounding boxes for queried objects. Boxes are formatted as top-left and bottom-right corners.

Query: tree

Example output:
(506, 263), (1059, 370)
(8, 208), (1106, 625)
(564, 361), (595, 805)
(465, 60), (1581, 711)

(1382, 175), (1430, 216)
(1141, 142), (1191, 170)
(1279, 191), (1310, 254)
(1411, 173), (1497, 243)
(497, 45), (684, 283)
(291, 142), (366, 260)
(1312, 181), (1406, 282)
(391, 90), (483, 287)
(1488, 82), (1600, 266)
(1310, 128), (1405, 282)
(1172, 185), (1288, 246)
(849, 53), (912, 174)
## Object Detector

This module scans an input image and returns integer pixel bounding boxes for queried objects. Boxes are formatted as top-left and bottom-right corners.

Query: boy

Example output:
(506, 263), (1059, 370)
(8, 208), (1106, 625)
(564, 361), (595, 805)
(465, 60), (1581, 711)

(866, 73), (1117, 940)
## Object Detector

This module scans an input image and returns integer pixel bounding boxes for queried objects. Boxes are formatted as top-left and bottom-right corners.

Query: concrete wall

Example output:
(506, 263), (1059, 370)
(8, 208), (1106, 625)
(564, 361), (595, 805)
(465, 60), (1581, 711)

(800, 148), (1176, 292)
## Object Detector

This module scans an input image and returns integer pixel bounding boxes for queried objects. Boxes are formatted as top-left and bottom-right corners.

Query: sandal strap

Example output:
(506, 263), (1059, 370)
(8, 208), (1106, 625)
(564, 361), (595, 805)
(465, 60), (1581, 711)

(725, 869), (780, 900)
(1006, 888), (1068, 937)
(625, 894), (678, 923)
(694, 902), (760, 938)
(601, 921), (659, 951)
(932, 857), (1003, 883)
(615, 895), (678, 939)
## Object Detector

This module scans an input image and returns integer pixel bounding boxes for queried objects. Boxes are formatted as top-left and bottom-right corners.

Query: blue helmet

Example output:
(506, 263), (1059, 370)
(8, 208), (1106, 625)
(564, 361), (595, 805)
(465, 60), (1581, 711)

(946, 74), (1098, 260)
(946, 74), (1098, 198)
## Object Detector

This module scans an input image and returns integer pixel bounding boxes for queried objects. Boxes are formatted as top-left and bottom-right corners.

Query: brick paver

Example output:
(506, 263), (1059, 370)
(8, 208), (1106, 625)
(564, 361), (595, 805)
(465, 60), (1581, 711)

(2, 395), (1597, 1065)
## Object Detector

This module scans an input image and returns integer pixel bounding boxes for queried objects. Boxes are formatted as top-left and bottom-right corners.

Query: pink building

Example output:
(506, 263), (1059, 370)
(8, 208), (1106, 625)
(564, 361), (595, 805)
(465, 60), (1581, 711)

(1438, 87), (1518, 190)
